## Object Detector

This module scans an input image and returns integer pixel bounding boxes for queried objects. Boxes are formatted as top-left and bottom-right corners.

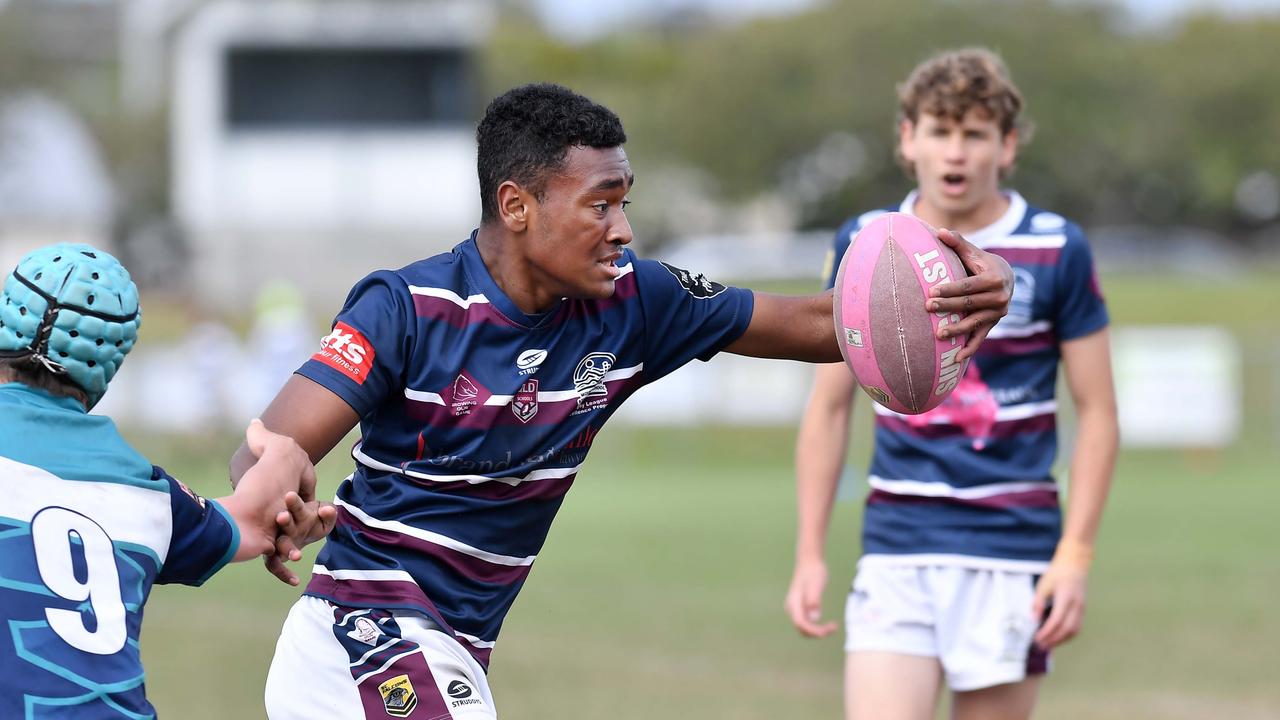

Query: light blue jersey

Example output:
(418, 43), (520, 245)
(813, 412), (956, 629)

(0, 383), (239, 719)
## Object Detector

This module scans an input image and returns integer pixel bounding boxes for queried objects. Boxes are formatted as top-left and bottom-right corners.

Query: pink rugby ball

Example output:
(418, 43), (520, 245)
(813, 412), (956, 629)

(833, 212), (970, 414)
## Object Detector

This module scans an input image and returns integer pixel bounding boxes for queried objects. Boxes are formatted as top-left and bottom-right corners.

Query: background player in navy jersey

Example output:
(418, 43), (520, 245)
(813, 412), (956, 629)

(0, 243), (335, 718)
(232, 82), (1015, 720)
(783, 49), (1119, 720)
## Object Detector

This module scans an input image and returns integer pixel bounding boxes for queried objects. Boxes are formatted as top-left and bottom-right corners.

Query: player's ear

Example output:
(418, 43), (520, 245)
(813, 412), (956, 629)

(497, 181), (529, 232)
(999, 128), (1018, 171)
(898, 119), (917, 164)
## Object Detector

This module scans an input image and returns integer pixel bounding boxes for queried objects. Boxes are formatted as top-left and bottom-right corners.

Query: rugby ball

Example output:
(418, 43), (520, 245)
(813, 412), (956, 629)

(833, 212), (970, 414)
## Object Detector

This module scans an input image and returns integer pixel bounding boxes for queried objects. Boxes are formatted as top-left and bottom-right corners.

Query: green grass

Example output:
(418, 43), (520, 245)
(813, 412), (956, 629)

(135, 423), (1280, 719)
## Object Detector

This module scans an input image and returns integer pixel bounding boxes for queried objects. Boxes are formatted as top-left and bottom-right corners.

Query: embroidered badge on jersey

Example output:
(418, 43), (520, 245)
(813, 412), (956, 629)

(313, 321), (375, 385)
(512, 379), (539, 423)
(378, 674), (418, 718)
(572, 352), (614, 413)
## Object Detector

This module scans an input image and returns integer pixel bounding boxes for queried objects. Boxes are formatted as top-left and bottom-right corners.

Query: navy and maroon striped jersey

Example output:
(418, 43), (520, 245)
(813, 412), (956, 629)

(824, 192), (1108, 571)
(297, 233), (754, 668)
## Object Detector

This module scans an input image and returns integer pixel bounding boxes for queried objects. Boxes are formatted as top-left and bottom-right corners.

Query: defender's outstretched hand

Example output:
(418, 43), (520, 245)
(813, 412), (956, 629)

(217, 420), (319, 582)
(928, 228), (1015, 361)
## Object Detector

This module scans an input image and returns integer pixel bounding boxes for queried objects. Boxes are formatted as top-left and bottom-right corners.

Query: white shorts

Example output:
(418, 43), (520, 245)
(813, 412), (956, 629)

(265, 596), (497, 720)
(843, 559), (1050, 692)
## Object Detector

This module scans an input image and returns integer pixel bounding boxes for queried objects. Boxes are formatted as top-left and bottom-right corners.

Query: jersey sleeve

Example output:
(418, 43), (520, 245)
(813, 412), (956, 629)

(632, 256), (755, 382)
(155, 466), (240, 587)
(1054, 224), (1110, 341)
(822, 218), (861, 290)
(296, 270), (416, 417)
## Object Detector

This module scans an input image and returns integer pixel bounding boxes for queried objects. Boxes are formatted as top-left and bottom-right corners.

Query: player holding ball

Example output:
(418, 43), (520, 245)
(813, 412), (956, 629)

(237, 83), (1013, 719)
(785, 48), (1119, 720)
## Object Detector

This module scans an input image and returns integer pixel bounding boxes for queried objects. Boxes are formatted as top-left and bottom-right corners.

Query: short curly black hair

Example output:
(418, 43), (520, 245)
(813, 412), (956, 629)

(476, 83), (627, 223)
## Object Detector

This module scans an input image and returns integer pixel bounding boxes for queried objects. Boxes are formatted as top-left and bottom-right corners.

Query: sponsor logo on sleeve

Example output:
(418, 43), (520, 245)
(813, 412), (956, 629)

(512, 379), (539, 423)
(378, 675), (418, 717)
(313, 321), (375, 385)
(659, 262), (727, 299)
(572, 352), (615, 413)
(174, 479), (207, 510)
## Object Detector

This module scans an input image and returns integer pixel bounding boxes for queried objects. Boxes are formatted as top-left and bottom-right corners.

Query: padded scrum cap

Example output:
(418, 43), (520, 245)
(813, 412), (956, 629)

(0, 243), (141, 407)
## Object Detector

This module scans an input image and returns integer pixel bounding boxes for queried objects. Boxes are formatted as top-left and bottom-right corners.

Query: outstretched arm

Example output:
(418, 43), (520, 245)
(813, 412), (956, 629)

(216, 420), (335, 569)
(725, 229), (1013, 362)
(230, 374), (360, 583)
(1032, 328), (1119, 648)
(784, 362), (858, 638)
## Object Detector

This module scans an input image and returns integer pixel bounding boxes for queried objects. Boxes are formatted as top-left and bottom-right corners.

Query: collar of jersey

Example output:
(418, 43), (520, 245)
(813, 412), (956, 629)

(898, 190), (1027, 249)
(0, 382), (88, 413)
(460, 231), (564, 330)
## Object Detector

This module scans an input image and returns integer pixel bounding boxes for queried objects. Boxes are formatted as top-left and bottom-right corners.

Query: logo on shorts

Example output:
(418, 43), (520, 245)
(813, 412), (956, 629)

(659, 261), (727, 299)
(516, 348), (548, 375)
(572, 352), (615, 413)
(1000, 613), (1032, 662)
(347, 616), (381, 646)
(445, 679), (483, 710)
(447, 681), (472, 699)
(378, 674), (418, 717)
(512, 379), (539, 423)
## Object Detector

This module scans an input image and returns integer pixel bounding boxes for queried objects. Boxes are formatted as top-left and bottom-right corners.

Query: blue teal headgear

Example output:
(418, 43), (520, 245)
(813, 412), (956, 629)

(0, 244), (141, 407)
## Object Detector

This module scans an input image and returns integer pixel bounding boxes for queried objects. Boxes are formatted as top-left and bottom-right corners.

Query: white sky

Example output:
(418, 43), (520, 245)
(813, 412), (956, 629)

(530, 0), (1280, 40)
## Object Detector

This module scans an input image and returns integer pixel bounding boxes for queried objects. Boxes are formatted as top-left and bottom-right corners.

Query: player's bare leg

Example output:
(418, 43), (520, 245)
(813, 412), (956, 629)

(845, 652), (942, 720)
(950, 676), (1042, 720)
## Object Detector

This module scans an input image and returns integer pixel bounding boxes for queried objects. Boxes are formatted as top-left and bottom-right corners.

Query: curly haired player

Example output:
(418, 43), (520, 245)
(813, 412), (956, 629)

(234, 82), (1016, 719)
(784, 48), (1118, 720)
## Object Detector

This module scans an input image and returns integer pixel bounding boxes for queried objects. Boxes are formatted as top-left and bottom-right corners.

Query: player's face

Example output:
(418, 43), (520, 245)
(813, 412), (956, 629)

(900, 109), (1017, 225)
(526, 145), (634, 302)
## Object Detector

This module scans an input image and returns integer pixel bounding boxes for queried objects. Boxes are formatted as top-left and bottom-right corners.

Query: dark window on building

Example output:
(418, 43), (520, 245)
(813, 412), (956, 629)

(225, 46), (473, 129)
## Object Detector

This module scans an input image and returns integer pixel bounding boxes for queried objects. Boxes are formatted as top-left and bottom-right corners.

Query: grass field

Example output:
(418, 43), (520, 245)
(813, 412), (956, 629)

(132, 271), (1279, 719)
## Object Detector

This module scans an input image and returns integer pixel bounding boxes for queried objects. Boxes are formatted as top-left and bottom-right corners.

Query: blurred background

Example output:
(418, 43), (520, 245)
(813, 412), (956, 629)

(1, 0), (1277, 717)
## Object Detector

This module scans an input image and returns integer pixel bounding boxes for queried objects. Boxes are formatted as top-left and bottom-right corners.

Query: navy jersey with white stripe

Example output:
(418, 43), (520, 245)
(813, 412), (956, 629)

(0, 384), (239, 719)
(824, 192), (1108, 569)
(298, 233), (754, 668)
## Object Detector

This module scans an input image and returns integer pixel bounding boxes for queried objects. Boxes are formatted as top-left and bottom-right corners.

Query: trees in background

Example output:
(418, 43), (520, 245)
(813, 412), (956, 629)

(484, 0), (1280, 242)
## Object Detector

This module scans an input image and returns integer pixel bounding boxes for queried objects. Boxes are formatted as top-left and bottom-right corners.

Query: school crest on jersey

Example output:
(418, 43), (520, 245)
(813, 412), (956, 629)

(512, 379), (539, 423)
(572, 352), (615, 413)
(378, 675), (418, 717)
(1003, 268), (1037, 328)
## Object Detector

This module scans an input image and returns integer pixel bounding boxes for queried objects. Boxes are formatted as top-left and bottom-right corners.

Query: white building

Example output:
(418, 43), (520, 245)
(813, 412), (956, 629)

(170, 0), (493, 308)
